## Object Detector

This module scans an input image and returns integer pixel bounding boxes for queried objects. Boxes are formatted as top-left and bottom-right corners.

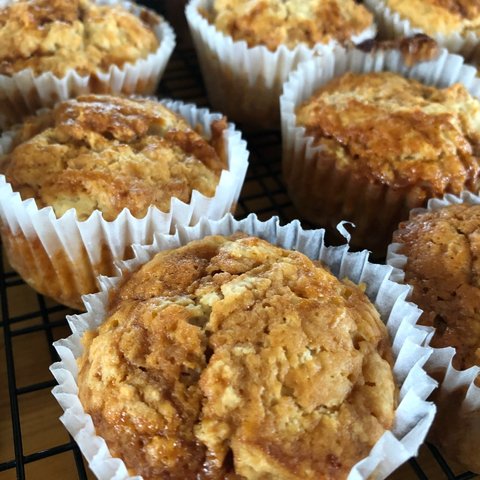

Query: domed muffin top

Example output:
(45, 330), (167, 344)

(296, 71), (480, 196)
(1, 94), (227, 221)
(78, 234), (397, 479)
(385, 0), (480, 37)
(204, 0), (373, 51)
(0, 0), (159, 76)
(394, 203), (480, 371)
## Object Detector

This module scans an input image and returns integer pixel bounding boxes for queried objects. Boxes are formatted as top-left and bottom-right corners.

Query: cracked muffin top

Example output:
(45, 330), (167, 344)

(1, 94), (227, 221)
(78, 234), (397, 480)
(393, 204), (480, 371)
(203, 0), (374, 51)
(296, 71), (480, 199)
(384, 0), (480, 37)
(0, 0), (160, 77)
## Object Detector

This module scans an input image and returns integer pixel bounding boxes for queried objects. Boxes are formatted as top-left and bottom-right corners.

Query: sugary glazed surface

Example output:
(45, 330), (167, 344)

(204, 0), (373, 51)
(0, 0), (159, 76)
(1, 94), (227, 221)
(385, 0), (480, 36)
(78, 235), (397, 480)
(394, 204), (480, 371)
(296, 71), (480, 199)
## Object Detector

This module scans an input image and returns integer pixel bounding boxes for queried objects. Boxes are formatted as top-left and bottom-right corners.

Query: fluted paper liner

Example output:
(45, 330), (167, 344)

(387, 191), (480, 472)
(50, 214), (436, 480)
(364, 0), (480, 61)
(185, 0), (376, 129)
(0, 0), (176, 129)
(280, 45), (480, 256)
(0, 100), (249, 309)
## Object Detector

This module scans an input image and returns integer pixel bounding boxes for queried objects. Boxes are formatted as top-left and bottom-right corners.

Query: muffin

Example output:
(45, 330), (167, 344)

(0, 0), (175, 127)
(206, 0), (373, 51)
(51, 215), (438, 480)
(186, 0), (376, 129)
(0, 94), (249, 309)
(388, 194), (480, 472)
(393, 203), (480, 369)
(280, 43), (480, 257)
(78, 235), (397, 479)
(365, 0), (480, 59)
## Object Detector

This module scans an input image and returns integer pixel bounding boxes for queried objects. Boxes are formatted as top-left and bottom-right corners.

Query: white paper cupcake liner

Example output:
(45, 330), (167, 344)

(50, 213), (437, 480)
(364, 0), (480, 60)
(0, 0), (176, 129)
(387, 191), (480, 472)
(280, 45), (480, 256)
(185, 0), (376, 130)
(0, 99), (249, 309)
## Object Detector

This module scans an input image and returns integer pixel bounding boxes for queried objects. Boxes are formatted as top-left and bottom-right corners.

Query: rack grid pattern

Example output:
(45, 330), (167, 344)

(0, 1), (477, 479)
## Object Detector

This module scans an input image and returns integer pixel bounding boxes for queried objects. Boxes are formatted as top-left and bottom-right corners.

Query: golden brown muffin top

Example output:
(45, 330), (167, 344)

(78, 235), (397, 480)
(394, 204), (480, 371)
(204, 0), (374, 51)
(1, 95), (227, 221)
(385, 0), (480, 36)
(0, 0), (159, 77)
(296, 71), (480, 197)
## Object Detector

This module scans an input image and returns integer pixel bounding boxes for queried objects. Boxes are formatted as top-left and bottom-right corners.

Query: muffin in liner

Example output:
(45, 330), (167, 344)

(280, 43), (480, 257)
(387, 191), (480, 473)
(185, 0), (376, 130)
(364, 0), (480, 61)
(50, 213), (437, 480)
(0, 0), (176, 129)
(0, 99), (249, 310)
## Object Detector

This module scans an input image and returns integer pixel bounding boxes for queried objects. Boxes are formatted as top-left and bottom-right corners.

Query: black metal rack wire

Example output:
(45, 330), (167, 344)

(0, 1), (478, 479)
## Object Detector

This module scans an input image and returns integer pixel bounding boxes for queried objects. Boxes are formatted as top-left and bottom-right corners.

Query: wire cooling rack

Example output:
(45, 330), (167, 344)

(0, 1), (478, 479)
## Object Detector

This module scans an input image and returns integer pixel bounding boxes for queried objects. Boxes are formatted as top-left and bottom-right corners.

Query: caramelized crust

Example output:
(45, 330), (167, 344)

(204, 0), (373, 51)
(79, 235), (397, 479)
(0, 0), (159, 77)
(1, 95), (227, 221)
(385, 0), (480, 36)
(296, 71), (480, 197)
(394, 204), (480, 371)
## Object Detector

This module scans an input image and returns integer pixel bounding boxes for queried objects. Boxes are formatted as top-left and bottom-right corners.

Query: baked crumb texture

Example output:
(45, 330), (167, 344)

(1, 94), (226, 221)
(385, 0), (480, 37)
(296, 72), (480, 196)
(294, 71), (480, 254)
(0, 0), (159, 77)
(394, 204), (480, 372)
(78, 235), (397, 480)
(206, 0), (373, 51)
